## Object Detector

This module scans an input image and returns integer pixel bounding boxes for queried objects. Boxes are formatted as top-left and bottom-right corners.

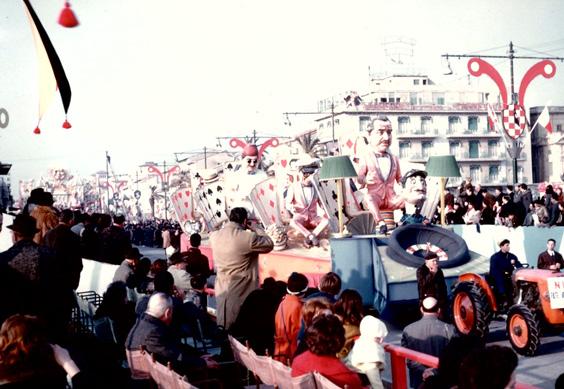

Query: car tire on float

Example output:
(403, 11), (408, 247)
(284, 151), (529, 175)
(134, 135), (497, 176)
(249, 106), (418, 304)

(386, 224), (470, 269)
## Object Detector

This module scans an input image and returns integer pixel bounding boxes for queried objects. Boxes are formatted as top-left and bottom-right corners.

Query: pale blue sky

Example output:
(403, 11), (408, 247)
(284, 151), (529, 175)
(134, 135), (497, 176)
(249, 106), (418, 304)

(1, 0), (563, 193)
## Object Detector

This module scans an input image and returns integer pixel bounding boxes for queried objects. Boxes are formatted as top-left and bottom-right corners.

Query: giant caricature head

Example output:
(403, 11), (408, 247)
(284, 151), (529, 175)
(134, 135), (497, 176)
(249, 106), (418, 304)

(242, 144), (260, 174)
(369, 116), (393, 154)
(230, 137), (279, 175)
(401, 169), (427, 205)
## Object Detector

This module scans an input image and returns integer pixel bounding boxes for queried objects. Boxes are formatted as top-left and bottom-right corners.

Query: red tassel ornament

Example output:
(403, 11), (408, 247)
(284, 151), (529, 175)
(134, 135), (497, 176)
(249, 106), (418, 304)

(58, 2), (79, 28)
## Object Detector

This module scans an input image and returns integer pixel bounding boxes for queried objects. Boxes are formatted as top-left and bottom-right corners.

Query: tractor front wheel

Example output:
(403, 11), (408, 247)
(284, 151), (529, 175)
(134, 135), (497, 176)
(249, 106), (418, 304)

(452, 281), (492, 338)
(506, 304), (540, 356)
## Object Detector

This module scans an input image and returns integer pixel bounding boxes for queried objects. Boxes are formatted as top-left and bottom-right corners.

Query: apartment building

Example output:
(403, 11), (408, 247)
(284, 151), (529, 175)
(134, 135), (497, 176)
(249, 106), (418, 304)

(314, 73), (533, 185)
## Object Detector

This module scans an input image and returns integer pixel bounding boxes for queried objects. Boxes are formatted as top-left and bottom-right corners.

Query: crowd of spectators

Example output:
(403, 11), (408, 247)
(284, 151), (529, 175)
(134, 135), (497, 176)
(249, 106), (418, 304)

(437, 180), (564, 228)
(2, 186), (563, 388)
(0, 187), (220, 387)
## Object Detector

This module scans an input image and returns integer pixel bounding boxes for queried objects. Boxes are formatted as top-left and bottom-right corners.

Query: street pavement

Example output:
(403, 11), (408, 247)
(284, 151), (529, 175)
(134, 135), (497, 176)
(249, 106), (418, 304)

(138, 245), (564, 388)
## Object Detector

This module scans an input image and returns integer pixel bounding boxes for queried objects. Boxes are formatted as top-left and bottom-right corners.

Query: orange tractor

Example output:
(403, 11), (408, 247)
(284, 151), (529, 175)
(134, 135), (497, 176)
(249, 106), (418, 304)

(452, 268), (564, 356)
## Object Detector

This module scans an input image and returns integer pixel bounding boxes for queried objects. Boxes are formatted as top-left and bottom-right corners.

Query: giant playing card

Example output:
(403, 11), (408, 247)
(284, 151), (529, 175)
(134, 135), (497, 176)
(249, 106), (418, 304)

(194, 181), (228, 229)
(250, 177), (282, 227)
(169, 188), (194, 224)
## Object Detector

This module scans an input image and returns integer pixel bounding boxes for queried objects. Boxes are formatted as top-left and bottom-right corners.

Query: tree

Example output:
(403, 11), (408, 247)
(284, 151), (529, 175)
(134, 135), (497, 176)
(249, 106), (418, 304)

(296, 132), (321, 157)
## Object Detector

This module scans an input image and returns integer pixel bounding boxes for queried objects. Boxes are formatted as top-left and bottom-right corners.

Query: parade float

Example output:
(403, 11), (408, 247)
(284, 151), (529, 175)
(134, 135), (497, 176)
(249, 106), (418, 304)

(2, 1), (562, 315)
(160, 54), (564, 314)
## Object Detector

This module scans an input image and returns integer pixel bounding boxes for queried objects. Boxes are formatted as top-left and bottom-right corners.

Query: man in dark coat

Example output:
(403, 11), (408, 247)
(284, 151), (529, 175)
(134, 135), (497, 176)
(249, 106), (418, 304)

(537, 238), (564, 270)
(416, 252), (448, 315)
(401, 297), (456, 388)
(44, 209), (83, 291)
(184, 233), (211, 279)
(489, 239), (522, 309)
(0, 215), (59, 334)
(126, 293), (216, 376)
(44, 209), (84, 335)
(100, 214), (132, 264)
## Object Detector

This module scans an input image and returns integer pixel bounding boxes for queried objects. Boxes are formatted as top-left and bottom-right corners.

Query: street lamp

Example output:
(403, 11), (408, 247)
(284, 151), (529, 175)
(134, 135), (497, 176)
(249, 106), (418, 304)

(426, 155), (461, 226)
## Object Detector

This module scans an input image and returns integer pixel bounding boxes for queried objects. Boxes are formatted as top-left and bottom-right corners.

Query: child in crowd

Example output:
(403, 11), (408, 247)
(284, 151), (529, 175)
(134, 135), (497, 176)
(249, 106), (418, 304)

(346, 315), (388, 389)
(274, 272), (308, 364)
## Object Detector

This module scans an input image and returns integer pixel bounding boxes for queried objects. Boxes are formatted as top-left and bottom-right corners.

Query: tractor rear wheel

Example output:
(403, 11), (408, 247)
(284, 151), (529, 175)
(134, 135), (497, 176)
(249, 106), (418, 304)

(506, 304), (540, 356)
(452, 281), (492, 338)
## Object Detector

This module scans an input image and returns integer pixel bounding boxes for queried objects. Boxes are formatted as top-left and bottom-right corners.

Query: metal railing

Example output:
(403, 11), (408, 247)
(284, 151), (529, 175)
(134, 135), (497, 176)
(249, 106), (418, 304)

(384, 343), (538, 389)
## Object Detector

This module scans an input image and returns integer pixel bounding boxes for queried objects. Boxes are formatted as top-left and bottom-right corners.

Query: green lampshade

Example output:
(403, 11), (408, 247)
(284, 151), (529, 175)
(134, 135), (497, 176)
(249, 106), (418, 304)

(319, 156), (358, 181)
(426, 155), (461, 178)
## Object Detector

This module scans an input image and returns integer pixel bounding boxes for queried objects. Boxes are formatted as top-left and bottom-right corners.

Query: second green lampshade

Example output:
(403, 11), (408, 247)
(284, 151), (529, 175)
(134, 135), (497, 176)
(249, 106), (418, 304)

(319, 156), (358, 181)
(426, 155), (461, 178)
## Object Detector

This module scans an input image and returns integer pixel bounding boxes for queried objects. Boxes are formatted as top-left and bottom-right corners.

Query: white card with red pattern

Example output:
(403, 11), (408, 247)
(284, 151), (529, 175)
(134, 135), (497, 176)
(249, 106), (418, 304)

(169, 188), (194, 223)
(250, 177), (282, 227)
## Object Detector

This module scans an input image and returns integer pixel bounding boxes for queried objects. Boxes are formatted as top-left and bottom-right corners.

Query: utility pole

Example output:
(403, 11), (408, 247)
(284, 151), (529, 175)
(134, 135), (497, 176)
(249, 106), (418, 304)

(443, 42), (564, 184)
(331, 101), (335, 145)
(143, 161), (179, 221)
(105, 151), (110, 213)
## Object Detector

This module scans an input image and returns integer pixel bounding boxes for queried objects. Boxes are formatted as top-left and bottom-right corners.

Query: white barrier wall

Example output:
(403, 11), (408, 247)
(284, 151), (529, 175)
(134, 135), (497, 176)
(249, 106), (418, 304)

(452, 225), (564, 266)
(76, 259), (119, 296)
(0, 213), (14, 252)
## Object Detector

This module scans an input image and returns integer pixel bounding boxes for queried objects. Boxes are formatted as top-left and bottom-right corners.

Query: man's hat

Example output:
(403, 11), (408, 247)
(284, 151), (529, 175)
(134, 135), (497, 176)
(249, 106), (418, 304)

(126, 247), (142, 260)
(7, 214), (39, 236)
(296, 156), (320, 174)
(498, 239), (510, 247)
(286, 272), (309, 295)
(242, 144), (259, 158)
(400, 169), (427, 187)
(200, 168), (219, 184)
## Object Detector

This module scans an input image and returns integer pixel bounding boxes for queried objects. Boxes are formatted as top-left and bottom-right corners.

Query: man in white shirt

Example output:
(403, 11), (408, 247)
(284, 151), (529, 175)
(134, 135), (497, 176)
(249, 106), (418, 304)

(357, 116), (403, 234)
(537, 238), (564, 270)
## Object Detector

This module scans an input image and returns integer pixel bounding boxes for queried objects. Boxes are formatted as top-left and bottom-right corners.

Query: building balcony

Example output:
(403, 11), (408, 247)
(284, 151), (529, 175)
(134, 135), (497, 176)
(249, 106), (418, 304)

(362, 102), (497, 112)
(446, 129), (500, 138)
(452, 151), (507, 161)
(396, 128), (439, 138)
(405, 153), (429, 162)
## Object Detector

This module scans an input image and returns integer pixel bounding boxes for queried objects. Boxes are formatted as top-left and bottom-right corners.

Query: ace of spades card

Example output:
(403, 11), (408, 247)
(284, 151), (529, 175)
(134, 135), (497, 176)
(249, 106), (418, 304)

(312, 174), (351, 233)
(249, 177), (282, 228)
(194, 182), (228, 229)
(169, 188), (194, 224)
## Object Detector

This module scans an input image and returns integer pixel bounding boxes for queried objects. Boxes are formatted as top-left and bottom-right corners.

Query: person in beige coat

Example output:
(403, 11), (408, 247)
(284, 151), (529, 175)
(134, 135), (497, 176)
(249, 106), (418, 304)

(210, 207), (274, 330)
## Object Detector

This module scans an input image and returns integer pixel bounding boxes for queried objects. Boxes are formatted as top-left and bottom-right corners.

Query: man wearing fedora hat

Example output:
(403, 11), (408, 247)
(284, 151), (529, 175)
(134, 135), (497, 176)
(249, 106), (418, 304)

(0, 214), (58, 330)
